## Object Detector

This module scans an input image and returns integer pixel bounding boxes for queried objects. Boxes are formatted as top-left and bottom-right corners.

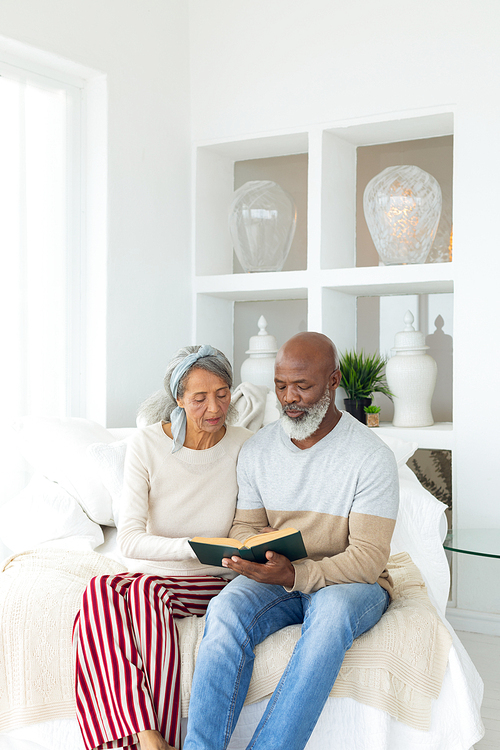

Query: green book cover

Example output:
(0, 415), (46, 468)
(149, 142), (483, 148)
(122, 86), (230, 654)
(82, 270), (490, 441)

(189, 528), (307, 567)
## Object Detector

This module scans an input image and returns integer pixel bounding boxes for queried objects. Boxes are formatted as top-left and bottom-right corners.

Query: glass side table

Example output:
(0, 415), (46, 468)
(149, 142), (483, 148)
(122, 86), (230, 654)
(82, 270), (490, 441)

(444, 529), (500, 559)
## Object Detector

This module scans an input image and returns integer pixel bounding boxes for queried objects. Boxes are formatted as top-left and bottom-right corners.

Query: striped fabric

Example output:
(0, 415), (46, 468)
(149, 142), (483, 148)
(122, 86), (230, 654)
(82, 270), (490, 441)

(73, 573), (227, 750)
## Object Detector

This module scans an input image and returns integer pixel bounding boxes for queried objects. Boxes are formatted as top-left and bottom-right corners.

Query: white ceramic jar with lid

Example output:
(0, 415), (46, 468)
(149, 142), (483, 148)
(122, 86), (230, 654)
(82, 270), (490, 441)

(240, 316), (278, 391)
(385, 310), (437, 427)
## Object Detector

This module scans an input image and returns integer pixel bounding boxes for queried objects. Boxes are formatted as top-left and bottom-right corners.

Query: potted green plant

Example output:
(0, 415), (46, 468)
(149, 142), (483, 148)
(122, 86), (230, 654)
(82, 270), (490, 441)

(364, 404), (381, 428)
(339, 350), (392, 424)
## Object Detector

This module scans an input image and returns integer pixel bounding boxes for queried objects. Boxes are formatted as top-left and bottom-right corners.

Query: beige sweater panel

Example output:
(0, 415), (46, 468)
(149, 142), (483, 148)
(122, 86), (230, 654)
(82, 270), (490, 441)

(231, 508), (395, 596)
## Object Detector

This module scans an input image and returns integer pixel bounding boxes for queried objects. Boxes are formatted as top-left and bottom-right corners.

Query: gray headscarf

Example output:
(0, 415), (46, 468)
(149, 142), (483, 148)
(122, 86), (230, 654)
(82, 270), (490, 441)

(136, 345), (234, 443)
(169, 344), (226, 452)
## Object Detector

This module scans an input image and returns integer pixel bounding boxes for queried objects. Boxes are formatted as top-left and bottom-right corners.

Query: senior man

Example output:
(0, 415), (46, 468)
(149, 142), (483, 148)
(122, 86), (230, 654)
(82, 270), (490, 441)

(183, 332), (399, 750)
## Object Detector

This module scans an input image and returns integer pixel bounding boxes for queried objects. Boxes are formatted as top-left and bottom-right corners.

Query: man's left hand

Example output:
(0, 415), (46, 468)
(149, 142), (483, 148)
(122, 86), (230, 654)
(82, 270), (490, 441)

(221, 551), (296, 588)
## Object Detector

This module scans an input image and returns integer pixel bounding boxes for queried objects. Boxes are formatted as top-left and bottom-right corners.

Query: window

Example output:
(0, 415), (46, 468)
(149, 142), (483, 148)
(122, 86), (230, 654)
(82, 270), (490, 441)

(0, 58), (84, 499)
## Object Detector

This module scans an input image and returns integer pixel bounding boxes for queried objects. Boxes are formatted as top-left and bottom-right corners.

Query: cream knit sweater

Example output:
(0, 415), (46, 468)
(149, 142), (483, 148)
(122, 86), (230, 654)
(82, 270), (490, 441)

(116, 422), (252, 578)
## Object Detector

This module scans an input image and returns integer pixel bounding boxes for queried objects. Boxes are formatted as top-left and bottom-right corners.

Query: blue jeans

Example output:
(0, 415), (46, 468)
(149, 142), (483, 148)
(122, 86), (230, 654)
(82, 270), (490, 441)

(183, 576), (390, 750)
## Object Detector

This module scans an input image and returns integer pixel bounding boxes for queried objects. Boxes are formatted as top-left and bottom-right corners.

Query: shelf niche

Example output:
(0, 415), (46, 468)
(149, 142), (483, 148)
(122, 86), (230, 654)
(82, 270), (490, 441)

(356, 135), (454, 268)
(195, 132), (308, 277)
(195, 293), (308, 383)
(233, 153), (308, 274)
(320, 111), (454, 271)
(233, 298), (308, 387)
(356, 291), (453, 424)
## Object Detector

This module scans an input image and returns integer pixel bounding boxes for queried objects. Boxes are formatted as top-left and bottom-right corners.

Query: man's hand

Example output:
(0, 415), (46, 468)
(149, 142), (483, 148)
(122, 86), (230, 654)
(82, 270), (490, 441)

(222, 551), (296, 588)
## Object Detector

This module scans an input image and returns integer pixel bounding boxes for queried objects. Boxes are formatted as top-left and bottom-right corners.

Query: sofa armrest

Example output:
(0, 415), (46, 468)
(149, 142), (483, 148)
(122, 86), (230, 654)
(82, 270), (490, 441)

(391, 465), (450, 618)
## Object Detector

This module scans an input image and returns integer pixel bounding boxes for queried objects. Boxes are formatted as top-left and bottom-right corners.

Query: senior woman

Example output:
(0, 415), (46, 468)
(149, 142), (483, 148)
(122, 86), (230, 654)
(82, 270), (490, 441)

(73, 345), (252, 750)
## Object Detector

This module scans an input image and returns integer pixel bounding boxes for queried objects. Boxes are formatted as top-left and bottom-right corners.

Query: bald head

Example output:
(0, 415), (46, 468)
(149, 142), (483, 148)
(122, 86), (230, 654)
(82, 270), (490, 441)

(275, 332), (339, 374)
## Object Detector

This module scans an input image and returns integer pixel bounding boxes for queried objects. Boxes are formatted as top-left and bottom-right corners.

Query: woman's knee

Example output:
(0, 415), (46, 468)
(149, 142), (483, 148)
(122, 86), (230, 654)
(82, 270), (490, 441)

(79, 575), (120, 633)
(128, 573), (155, 596)
(82, 574), (114, 604)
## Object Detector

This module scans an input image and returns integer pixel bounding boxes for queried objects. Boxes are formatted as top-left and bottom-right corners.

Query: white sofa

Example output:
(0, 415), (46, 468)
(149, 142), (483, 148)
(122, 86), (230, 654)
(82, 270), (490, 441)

(0, 413), (485, 750)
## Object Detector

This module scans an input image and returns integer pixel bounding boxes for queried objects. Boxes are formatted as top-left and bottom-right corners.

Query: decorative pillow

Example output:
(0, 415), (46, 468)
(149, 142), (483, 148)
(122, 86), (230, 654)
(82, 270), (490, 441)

(12, 416), (116, 525)
(377, 433), (418, 468)
(0, 473), (104, 553)
(231, 382), (268, 431)
(263, 391), (280, 426)
(87, 440), (130, 525)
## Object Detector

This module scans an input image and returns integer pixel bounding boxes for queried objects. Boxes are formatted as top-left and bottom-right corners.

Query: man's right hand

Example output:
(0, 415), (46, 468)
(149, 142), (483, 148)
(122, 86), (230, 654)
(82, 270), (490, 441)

(221, 550), (296, 588)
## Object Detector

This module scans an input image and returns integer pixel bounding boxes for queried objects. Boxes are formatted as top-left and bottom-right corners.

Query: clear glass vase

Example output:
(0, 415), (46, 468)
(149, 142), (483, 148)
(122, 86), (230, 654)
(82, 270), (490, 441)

(363, 165), (442, 265)
(229, 180), (297, 272)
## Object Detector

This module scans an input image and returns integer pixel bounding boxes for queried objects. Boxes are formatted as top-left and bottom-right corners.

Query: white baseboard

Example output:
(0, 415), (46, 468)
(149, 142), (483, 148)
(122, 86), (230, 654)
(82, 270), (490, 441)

(446, 606), (500, 636)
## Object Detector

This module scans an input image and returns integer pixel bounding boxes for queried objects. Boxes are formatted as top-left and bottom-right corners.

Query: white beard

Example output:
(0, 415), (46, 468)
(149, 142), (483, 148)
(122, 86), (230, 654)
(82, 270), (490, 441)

(280, 387), (331, 441)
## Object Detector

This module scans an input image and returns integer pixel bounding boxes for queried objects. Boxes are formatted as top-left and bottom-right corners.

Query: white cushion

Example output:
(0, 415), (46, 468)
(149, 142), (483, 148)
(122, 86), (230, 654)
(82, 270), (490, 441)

(87, 439), (130, 525)
(263, 391), (281, 425)
(377, 433), (418, 467)
(12, 416), (116, 526)
(0, 473), (104, 553)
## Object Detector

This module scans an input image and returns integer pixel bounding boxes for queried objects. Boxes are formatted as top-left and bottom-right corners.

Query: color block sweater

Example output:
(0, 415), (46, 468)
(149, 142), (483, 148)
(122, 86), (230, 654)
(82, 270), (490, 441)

(117, 422), (252, 578)
(231, 412), (399, 596)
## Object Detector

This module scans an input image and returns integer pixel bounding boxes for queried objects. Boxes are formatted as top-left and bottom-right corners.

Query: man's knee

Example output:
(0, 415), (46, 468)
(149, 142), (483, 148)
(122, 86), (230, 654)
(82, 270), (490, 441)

(204, 577), (250, 628)
(204, 577), (286, 645)
(307, 583), (387, 642)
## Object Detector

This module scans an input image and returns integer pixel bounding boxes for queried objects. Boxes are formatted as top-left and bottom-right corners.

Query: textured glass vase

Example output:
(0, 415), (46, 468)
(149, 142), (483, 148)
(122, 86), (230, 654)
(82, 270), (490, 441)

(363, 165), (442, 265)
(229, 181), (297, 272)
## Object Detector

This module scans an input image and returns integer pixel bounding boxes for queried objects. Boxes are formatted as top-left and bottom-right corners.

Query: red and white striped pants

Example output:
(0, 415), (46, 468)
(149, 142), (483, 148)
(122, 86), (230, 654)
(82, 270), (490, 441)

(73, 573), (227, 750)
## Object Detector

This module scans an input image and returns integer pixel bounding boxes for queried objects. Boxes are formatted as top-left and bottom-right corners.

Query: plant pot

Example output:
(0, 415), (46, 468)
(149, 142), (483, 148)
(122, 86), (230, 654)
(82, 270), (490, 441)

(366, 413), (380, 428)
(343, 398), (372, 424)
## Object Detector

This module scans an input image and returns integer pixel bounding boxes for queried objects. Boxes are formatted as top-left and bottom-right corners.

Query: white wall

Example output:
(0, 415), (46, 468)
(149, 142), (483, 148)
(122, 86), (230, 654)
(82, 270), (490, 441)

(188, 0), (500, 621)
(0, 0), (192, 427)
(188, 0), (498, 140)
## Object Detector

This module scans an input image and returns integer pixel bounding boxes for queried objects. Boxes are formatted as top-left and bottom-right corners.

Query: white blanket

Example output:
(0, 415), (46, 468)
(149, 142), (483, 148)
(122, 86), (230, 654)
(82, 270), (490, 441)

(0, 548), (451, 734)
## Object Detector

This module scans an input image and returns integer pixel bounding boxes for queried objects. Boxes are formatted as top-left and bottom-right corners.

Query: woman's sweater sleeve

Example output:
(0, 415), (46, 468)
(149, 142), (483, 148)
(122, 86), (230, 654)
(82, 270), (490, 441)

(116, 438), (196, 562)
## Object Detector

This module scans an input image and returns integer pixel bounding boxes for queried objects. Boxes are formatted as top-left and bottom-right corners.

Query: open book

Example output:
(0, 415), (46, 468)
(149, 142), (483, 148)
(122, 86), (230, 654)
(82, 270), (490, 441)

(189, 527), (307, 566)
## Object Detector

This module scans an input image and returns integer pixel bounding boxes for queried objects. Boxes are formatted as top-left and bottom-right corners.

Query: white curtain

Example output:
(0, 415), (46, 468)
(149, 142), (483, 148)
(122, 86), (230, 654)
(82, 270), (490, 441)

(0, 68), (80, 501)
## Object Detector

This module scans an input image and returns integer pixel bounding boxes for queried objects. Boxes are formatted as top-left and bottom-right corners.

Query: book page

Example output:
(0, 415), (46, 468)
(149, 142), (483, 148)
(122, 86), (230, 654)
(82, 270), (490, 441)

(190, 536), (244, 548)
(243, 528), (297, 548)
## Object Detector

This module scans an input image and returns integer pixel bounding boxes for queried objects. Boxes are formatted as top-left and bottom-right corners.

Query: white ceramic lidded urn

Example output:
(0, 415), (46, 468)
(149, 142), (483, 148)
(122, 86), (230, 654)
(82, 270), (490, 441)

(240, 316), (278, 391)
(385, 310), (437, 427)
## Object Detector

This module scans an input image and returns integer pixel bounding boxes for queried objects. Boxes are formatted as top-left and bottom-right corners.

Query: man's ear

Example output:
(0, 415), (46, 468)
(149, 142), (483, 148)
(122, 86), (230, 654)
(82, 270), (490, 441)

(330, 369), (342, 390)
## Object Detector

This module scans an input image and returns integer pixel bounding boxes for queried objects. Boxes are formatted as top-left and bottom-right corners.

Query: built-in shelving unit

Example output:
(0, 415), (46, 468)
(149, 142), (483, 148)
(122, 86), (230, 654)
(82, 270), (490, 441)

(192, 109), (454, 451)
